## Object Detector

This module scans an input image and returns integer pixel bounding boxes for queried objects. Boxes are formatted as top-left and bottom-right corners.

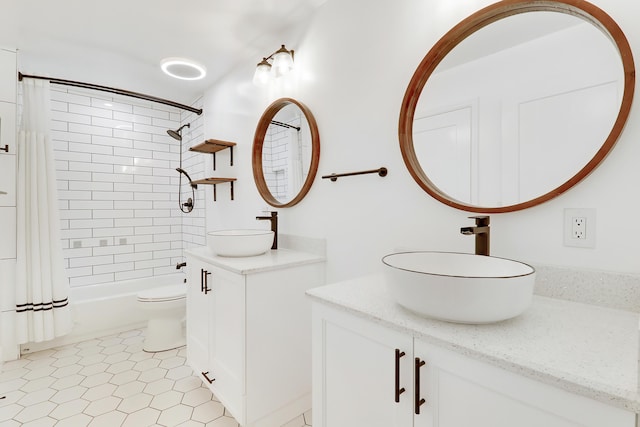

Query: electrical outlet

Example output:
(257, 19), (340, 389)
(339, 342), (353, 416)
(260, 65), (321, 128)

(572, 217), (586, 239)
(564, 209), (596, 248)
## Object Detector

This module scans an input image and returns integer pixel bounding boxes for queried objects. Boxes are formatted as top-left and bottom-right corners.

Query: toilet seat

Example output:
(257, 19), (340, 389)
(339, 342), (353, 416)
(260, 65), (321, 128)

(137, 284), (186, 303)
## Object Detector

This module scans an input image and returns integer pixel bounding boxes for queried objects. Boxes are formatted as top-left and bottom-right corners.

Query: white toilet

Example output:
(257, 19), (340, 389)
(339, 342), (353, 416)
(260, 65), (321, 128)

(137, 284), (187, 352)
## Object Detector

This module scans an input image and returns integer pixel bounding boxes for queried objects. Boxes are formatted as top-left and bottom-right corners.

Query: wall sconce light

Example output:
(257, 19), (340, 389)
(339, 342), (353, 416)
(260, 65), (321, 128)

(253, 45), (295, 86)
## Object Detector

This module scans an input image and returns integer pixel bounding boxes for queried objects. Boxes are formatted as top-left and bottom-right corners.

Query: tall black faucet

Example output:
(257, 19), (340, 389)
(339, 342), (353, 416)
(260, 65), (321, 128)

(256, 211), (278, 250)
(460, 215), (490, 256)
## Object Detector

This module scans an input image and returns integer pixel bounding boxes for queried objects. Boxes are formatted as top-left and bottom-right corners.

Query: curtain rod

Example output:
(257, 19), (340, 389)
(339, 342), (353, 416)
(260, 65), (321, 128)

(270, 120), (300, 131)
(18, 72), (203, 115)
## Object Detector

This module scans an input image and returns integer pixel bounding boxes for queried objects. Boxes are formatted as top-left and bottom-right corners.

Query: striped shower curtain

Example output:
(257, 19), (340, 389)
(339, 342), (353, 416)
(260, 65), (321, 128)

(15, 78), (72, 343)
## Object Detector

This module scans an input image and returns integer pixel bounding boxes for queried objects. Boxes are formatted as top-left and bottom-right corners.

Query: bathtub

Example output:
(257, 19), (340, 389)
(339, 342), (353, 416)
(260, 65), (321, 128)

(21, 273), (185, 354)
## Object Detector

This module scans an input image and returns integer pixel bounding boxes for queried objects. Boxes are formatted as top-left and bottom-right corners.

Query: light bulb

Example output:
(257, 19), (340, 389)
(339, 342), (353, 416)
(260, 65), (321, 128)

(271, 45), (294, 78)
(253, 59), (272, 86)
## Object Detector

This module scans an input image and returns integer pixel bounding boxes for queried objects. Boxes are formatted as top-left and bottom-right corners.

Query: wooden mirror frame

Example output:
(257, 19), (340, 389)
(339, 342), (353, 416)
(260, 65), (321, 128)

(252, 97), (320, 208)
(398, 0), (635, 213)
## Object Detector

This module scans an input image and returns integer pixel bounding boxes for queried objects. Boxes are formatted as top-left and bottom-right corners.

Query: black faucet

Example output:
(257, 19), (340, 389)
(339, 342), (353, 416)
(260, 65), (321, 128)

(176, 261), (187, 270)
(460, 215), (490, 256)
(256, 211), (278, 250)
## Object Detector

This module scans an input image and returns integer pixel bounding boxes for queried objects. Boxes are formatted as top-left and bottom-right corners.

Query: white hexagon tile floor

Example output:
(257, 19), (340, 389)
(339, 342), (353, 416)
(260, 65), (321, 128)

(0, 329), (312, 427)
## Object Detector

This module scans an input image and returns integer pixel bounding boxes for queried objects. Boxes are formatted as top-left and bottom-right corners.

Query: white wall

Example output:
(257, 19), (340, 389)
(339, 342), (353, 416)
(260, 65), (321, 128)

(202, 0), (640, 282)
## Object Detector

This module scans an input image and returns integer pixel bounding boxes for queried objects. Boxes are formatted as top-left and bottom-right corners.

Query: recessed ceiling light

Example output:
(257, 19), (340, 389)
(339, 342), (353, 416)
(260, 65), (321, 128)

(160, 57), (207, 81)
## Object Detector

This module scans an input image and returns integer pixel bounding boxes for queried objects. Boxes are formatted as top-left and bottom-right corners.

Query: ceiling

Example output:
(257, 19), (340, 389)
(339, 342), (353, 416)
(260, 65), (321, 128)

(0, 0), (325, 105)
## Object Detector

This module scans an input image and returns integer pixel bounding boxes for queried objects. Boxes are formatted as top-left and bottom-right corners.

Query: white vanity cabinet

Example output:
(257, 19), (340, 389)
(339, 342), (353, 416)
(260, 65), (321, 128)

(186, 247), (325, 427)
(312, 303), (636, 427)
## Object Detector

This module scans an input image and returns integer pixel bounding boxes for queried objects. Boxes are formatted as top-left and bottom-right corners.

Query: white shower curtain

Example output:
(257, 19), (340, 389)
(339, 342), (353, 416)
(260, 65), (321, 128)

(286, 129), (303, 199)
(15, 78), (72, 344)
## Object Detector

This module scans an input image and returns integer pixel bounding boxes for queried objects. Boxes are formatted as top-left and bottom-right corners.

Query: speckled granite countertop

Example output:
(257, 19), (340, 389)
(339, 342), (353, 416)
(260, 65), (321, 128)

(306, 274), (640, 412)
(186, 246), (325, 275)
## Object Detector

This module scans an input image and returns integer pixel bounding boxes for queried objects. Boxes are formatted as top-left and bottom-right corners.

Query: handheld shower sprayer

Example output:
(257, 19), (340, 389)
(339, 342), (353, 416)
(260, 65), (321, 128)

(177, 167), (196, 213)
(176, 168), (198, 189)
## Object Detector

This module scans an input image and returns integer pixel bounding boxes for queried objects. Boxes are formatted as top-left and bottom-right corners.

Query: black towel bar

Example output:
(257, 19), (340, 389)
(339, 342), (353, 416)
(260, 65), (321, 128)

(322, 167), (387, 182)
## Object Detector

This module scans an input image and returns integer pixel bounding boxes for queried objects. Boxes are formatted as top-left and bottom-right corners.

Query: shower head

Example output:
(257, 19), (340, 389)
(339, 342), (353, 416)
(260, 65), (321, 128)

(167, 123), (191, 141)
(167, 129), (182, 141)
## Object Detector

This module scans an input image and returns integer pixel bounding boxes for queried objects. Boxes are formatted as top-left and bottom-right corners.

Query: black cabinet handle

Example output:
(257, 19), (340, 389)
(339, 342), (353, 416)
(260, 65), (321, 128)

(395, 349), (406, 403)
(415, 357), (426, 414)
(202, 371), (215, 384)
(200, 269), (212, 294)
(203, 270), (212, 294)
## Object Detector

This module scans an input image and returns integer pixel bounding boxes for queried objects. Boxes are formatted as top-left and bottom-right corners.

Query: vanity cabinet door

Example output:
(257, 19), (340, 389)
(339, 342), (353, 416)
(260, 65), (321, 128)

(413, 339), (635, 427)
(207, 265), (246, 421)
(185, 256), (213, 381)
(185, 259), (247, 422)
(312, 304), (414, 427)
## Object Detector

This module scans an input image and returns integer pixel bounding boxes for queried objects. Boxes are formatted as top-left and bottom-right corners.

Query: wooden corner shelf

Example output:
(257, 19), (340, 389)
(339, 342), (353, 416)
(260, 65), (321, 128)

(191, 177), (237, 201)
(190, 139), (237, 170)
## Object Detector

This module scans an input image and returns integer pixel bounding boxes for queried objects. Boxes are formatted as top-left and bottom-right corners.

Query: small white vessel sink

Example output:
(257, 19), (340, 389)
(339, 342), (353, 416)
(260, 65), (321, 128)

(207, 229), (274, 257)
(382, 251), (536, 324)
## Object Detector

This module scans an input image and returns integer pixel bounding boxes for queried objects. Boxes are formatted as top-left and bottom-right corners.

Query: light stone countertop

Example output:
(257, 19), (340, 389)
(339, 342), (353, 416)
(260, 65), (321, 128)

(306, 274), (640, 413)
(185, 246), (325, 275)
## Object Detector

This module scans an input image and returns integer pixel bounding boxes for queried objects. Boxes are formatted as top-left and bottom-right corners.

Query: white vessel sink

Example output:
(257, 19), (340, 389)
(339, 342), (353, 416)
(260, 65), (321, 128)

(382, 251), (535, 324)
(207, 229), (274, 257)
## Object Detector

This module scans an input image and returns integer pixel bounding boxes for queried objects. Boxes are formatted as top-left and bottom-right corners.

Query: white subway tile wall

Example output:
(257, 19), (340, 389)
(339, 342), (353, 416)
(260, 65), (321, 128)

(262, 117), (302, 200)
(49, 87), (206, 287)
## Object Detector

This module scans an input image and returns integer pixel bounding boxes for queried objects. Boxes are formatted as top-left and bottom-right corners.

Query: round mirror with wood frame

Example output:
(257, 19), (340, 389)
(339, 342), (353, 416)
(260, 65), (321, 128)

(252, 98), (320, 207)
(399, 0), (635, 213)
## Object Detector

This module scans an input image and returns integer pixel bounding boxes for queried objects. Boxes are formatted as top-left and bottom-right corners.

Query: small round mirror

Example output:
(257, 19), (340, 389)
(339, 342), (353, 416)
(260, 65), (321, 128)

(252, 98), (320, 207)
